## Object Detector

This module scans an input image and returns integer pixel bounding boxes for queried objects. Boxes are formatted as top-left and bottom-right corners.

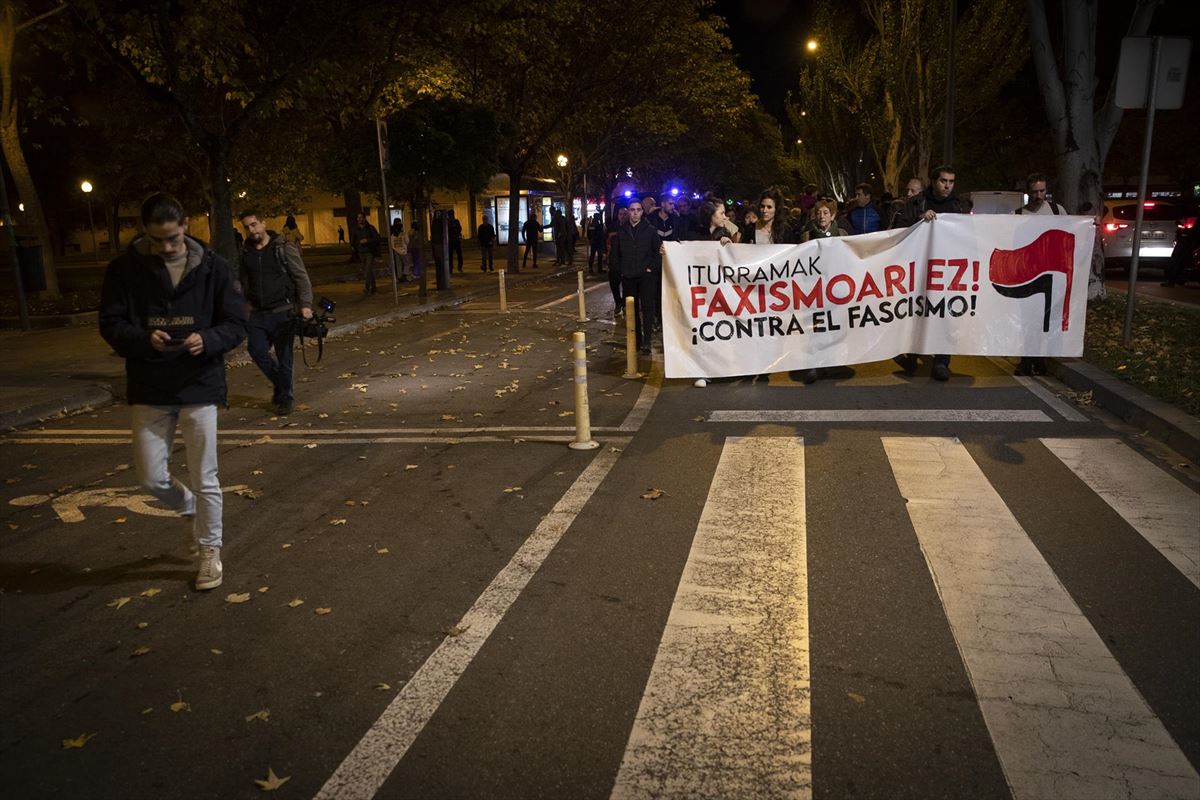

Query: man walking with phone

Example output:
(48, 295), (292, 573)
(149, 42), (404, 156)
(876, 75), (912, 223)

(99, 193), (247, 591)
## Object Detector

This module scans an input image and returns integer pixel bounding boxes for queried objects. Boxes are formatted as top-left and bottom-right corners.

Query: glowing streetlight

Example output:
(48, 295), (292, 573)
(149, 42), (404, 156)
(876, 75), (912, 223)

(556, 154), (568, 168)
(80, 180), (97, 256)
(806, 39), (819, 53)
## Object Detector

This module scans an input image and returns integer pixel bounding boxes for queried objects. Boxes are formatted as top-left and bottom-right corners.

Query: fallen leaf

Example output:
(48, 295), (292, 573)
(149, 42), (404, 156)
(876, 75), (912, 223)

(62, 733), (96, 750)
(245, 709), (271, 723)
(281, 543), (292, 549)
(404, 464), (419, 470)
(692, 415), (705, 422)
(441, 414), (460, 422)
(329, 518), (347, 526)
(251, 469), (264, 475)
(211, 649), (224, 655)
(314, 607), (332, 615)
(444, 623), (470, 637)
(847, 692), (866, 704)
(374, 682), (391, 691)
(376, 548), (389, 555)
(140, 707), (153, 715)
(257, 586), (269, 593)
(170, 693), (191, 713)
(254, 767), (291, 791)
(641, 488), (666, 500)
(108, 597), (132, 610)
(503, 486), (523, 493)
(136, 622), (149, 630)
(303, 443), (317, 449)
(344, 500), (357, 506)
(287, 598), (304, 608)
(115, 463), (130, 471)
(131, 646), (151, 658)
(140, 588), (161, 598)
(225, 592), (252, 604)
(235, 487), (264, 500)
(112, 517), (128, 524)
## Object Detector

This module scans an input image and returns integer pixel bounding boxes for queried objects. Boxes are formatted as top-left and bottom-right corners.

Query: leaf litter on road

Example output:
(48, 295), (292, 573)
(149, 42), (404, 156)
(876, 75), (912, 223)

(254, 767), (291, 791)
(62, 733), (96, 750)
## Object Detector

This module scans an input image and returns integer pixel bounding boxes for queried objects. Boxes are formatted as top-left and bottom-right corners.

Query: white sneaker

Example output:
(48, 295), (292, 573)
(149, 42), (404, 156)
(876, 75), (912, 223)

(694, 379), (708, 387)
(195, 546), (223, 590)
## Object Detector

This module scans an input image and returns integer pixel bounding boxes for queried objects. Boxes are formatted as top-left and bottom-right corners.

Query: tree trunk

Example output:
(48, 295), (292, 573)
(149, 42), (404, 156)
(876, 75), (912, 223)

(0, 5), (58, 296)
(506, 169), (522, 273)
(205, 142), (237, 262)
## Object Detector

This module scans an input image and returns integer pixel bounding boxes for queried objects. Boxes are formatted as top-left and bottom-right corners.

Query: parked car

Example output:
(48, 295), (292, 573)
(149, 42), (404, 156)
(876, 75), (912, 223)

(1100, 199), (1180, 273)
(1164, 201), (1199, 286)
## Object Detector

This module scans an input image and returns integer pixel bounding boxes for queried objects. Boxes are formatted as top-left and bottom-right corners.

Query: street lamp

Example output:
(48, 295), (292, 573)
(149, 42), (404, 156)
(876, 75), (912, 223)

(556, 154), (568, 169)
(80, 180), (97, 256)
(806, 38), (819, 53)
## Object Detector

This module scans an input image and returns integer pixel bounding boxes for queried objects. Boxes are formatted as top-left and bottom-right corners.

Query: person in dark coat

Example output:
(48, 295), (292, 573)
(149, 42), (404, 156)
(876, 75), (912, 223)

(610, 199), (660, 354)
(477, 213), (497, 272)
(99, 192), (247, 591)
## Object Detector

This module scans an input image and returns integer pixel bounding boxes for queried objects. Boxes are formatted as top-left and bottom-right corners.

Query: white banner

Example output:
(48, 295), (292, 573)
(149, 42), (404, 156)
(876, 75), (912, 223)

(662, 214), (1095, 379)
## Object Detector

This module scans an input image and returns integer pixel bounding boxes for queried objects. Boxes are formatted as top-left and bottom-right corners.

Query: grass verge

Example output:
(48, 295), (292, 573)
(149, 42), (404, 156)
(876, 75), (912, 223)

(1083, 293), (1199, 418)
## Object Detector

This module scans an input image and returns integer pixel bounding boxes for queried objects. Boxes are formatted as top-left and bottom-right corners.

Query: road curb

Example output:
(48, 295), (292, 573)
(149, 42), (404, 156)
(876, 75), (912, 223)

(0, 383), (117, 432)
(0, 311), (97, 330)
(1051, 357), (1200, 463)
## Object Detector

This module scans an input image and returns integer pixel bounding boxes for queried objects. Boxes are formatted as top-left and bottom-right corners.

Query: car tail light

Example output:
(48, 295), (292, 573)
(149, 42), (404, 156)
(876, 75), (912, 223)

(1179, 216), (1197, 230)
(1104, 223), (1128, 232)
(1143, 201), (1156, 209)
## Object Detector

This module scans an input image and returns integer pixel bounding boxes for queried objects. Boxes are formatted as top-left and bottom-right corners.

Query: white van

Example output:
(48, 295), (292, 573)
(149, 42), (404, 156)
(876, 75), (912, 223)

(964, 191), (1025, 215)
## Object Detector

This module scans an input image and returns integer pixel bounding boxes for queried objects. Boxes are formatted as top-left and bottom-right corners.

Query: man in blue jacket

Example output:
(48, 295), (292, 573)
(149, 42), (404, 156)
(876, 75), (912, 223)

(99, 193), (247, 591)
(846, 183), (882, 235)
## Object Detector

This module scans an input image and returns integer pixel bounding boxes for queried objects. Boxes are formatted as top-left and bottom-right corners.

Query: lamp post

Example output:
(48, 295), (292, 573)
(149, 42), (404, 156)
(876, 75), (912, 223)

(80, 180), (97, 256)
(805, 38), (819, 53)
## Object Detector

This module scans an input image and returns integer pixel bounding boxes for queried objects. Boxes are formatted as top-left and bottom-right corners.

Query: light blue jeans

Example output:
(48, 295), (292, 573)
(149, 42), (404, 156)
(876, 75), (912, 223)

(131, 404), (222, 548)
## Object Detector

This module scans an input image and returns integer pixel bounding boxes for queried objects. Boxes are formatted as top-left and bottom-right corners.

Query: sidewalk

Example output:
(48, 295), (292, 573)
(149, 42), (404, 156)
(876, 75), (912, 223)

(0, 246), (580, 431)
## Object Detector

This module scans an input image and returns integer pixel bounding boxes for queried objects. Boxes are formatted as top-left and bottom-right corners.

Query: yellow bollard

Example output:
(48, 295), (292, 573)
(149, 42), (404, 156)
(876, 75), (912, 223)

(569, 331), (599, 451)
(498, 269), (507, 312)
(577, 271), (588, 322)
(621, 295), (640, 379)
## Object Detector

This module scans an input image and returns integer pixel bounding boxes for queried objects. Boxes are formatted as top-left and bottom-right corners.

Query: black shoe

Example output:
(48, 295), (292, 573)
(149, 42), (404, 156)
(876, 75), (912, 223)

(802, 368), (819, 385)
(893, 354), (917, 375)
(276, 398), (294, 416)
(931, 363), (950, 381)
(1014, 359), (1033, 376)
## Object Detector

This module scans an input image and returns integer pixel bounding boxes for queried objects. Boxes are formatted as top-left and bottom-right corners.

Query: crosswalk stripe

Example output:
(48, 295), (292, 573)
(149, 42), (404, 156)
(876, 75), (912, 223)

(313, 446), (623, 800)
(883, 436), (1200, 800)
(611, 436), (811, 799)
(1041, 438), (1200, 589)
(708, 409), (1052, 423)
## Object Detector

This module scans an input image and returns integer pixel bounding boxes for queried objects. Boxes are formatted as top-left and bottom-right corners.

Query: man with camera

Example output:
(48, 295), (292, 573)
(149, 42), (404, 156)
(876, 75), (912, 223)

(238, 210), (314, 416)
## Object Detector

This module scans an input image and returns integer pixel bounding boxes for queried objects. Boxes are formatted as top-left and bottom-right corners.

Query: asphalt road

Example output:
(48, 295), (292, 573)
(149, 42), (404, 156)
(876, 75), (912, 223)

(2, 270), (1198, 800)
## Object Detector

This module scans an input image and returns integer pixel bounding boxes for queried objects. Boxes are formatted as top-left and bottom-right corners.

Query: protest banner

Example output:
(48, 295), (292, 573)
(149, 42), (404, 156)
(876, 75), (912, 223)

(662, 214), (1094, 379)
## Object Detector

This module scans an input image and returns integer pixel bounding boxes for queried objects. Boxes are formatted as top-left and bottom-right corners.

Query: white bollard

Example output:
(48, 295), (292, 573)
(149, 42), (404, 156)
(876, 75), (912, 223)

(498, 269), (507, 312)
(569, 331), (599, 451)
(621, 296), (640, 379)
(577, 270), (588, 322)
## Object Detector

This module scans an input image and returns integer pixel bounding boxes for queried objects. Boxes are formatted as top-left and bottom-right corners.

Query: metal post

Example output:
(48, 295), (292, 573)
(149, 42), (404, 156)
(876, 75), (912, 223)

(568, 331), (599, 451)
(498, 268), (507, 312)
(943, 0), (956, 165)
(1123, 36), (1162, 347)
(86, 196), (97, 256)
(622, 296), (640, 379)
(0, 162), (30, 330)
(577, 270), (587, 321)
(374, 118), (398, 305)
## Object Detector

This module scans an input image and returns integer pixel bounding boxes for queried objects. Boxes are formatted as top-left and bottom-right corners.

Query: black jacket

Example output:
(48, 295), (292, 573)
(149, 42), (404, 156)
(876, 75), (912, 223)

(238, 232), (313, 312)
(99, 237), (247, 406)
(612, 219), (660, 278)
(892, 188), (966, 228)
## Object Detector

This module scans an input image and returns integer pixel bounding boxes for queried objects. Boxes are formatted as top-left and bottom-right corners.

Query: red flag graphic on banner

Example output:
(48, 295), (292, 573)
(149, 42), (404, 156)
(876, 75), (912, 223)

(989, 229), (1075, 332)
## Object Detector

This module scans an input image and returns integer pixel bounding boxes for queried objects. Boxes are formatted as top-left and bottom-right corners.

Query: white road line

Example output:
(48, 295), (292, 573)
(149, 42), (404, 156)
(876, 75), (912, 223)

(2, 436), (627, 447)
(314, 445), (623, 800)
(533, 280), (608, 310)
(1041, 437), (1200, 588)
(5, 426), (626, 436)
(986, 357), (1088, 422)
(708, 409), (1053, 423)
(617, 355), (662, 432)
(883, 436), (1200, 800)
(610, 436), (811, 800)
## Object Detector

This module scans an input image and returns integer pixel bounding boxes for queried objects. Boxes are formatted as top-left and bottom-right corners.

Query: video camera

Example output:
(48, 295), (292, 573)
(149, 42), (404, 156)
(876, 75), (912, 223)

(295, 295), (336, 340)
(295, 296), (336, 364)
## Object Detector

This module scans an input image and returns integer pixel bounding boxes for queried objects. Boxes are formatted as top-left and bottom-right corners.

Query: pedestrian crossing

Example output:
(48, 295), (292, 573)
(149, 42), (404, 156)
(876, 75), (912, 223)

(316, 432), (1197, 800)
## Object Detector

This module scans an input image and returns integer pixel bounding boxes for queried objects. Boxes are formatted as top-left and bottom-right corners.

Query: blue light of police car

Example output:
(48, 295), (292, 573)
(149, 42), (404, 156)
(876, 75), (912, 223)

(624, 190), (632, 198)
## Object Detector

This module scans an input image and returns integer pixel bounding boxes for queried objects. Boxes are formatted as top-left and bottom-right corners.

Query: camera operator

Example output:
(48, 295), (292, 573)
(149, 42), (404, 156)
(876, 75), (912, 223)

(237, 210), (314, 416)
